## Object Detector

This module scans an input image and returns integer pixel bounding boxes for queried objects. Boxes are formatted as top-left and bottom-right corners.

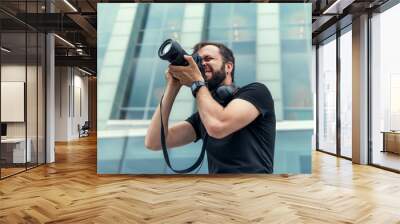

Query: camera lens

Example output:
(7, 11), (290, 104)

(161, 42), (172, 56)
(159, 39), (175, 59)
(158, 39), (205, 77)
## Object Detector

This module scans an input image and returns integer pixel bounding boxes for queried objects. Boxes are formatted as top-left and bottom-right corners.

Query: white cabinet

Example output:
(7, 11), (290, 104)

(1, 138), (32, 163)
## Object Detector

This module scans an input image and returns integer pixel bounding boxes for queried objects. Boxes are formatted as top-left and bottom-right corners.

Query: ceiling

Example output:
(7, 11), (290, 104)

(0, 0), (394, 75)
(0, 0), (98, 73)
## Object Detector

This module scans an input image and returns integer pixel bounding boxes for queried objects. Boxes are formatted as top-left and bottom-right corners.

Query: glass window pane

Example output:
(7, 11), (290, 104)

(232, 41), (255, 54)
(209, 4), (232, 28)
(282, 53), (313, 120)
(149, 61), (168, 109)
(234, 55), (256, 86)
(164, 4), (185, 30)
(162, 31), (181, 42)
(141, 30), (162, 44)
(318, 37), (337, 155)
(280, 3), (312, 121)
(145, 5), (164, 29)
(137, 44), (158, 58)
(125, 111), (145, 120)
(233, 28), (256, 42)
(127, 59), (153, 107)
(232, 4), (257, 28)
(208, 29), (231, 41)
(1, 31), (27, 177)
(371, 4), (400, 171)
(340, 29), (352, 158)
(120, 3), (186, 119)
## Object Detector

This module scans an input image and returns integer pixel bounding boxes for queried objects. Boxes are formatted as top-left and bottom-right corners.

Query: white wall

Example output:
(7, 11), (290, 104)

(1, 65), (34, 138)
(55, 67), (89, 141)
(72, 73), (89, 138)
(55, 66), (69, 141)
(1, 82), (25, 122)
(1, 65), (26, 131)
(1, 63), (46, 164)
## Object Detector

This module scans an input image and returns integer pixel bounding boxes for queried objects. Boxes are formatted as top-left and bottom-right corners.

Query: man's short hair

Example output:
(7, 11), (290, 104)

(192, 42), (235, 82)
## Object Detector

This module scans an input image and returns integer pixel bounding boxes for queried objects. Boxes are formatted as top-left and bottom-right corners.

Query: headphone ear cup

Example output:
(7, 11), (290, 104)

(215, 85), (238, 105)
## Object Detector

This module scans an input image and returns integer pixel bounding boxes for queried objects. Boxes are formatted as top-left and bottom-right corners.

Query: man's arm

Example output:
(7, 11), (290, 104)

(168, 56), (260, 139)
(145, 76), (197, 150)
(195, 87), (260, 139)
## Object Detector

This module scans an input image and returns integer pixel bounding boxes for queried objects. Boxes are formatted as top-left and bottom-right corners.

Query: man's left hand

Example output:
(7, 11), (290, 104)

(168, 55), (205, 87)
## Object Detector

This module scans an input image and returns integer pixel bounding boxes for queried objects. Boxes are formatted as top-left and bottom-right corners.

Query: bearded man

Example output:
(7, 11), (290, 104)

(145, 42), (276, 174)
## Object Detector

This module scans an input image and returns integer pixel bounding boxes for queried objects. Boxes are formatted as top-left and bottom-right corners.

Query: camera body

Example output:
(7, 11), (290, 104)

(158, 39), (205, 76)
(158, 39), (238, 106)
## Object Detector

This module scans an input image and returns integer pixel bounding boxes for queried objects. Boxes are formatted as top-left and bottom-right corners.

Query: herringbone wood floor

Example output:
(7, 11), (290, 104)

(1, 134), (400, 224)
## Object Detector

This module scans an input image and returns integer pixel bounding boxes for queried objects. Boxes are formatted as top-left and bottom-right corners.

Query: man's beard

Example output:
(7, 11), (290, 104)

(206, 64), (226, 91)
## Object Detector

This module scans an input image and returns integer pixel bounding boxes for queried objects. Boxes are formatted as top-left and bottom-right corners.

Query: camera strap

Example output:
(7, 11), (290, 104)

(159, 95), (207, 173)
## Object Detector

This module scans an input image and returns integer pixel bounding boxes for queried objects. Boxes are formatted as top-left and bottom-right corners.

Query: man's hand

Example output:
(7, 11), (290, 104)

(169, 55), (204, 87)
(165, 69), (181, 89)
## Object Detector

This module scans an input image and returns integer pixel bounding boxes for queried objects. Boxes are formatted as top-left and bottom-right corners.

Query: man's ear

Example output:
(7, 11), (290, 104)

(225, 62), (233, 74)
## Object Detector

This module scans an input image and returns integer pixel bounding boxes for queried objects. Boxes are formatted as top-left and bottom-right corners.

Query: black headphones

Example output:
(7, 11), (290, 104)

(212, 84), (239, 106)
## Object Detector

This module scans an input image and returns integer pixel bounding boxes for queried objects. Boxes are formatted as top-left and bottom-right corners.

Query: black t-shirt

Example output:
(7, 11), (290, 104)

(185, 82), (276, 174)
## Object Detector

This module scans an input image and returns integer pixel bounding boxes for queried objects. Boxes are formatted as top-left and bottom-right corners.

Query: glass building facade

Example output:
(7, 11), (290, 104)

(98, 3), (312, 174)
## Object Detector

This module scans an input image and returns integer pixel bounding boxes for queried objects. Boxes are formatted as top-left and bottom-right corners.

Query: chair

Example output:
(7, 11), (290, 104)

(79, 121), (90, 138)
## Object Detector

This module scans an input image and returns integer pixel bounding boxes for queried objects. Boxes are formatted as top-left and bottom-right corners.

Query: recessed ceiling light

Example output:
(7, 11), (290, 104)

(54, 34), (75, 48)
(78, 67), (93, 76)
(1, 47), (11, 53)
(63, 0), (78, 12)
(323, 0), (354, 15)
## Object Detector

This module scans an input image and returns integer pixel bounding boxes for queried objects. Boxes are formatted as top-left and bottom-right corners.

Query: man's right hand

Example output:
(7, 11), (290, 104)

(165, 70), (181, 89)
(145, 69), (196, 151)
